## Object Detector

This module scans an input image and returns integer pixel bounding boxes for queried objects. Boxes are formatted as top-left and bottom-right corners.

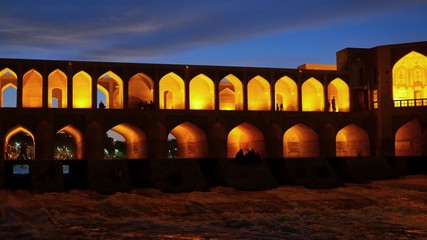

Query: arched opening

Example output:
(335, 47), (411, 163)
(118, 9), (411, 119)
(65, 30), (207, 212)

(108, 123), (147, 159)
(190, 74), (214, 110)
(275, 76), (298, 111)
(395, 119), (422, 156)
(4, 126), (35, 160)
(0, 68), (17, 107)
(23, 69), (43, 108)
(336, 124), (370, 156)
(227, 122), (265, 158)
(327, 78), (349, 112)
(283, 123), (319, 158)
(393, 51), (427, 107)
(159, 72), (185, 109)
(55, 125), (83, 159)
(104, 130), (126, 159)
(247, 76), (271, 111)
(128, 73), (154, 109)
(302, 77), (324, 111)
(98, 71), (123, 109)
(169, 122), (208, 158)
(48, 69), (67, 108)
(73, 71), (92, 108)
(219, 74), (243, 110)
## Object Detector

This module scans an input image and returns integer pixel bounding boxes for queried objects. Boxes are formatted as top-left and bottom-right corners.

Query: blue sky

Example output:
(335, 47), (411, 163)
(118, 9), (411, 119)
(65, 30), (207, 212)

(1, 0), (426, 68)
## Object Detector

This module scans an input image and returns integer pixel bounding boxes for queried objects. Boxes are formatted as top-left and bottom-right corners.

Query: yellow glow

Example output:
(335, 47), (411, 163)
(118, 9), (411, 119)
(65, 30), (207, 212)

(73, 71), (92, 108)
(302, 77), (324, 111)
(0, 68), (18, 107)
(23, 69), (43, 108)
(98, 71), (123, 109)
(111, 123), (147, 159)
(170, 122), (207, 158)
(395, 119), (422, 156)
(190, 74), (215, 110)
(393, 51), (427, 105)
(219, 74), (243, 110)
(227, 122), (265, 157)
(128, 73), (154, 108)
(48, 69), (68, 108)
(336, 124), (369, 156)
(4, 125), (35, 159)
(275, 76), (298, 111)
(283, 123), (319, 158)
(57, 125), (83, 159)
(247, 76), (271, 111)
(328, 78), (349, 112)
(159, 72), (185, 109)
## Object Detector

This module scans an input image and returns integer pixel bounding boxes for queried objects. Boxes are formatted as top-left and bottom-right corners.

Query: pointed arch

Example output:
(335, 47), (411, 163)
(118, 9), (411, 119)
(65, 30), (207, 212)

(23, 69), (43, 108)
(0, 68), (17, 107)
(328, 78), (349, 112)
(4, 125), (35, 160)
(283, 123), (319, 158)
(169, 122), (207, 158)
(336, 124), (370, 156)
(219, 74), (243, 110)
(395, 119), (422, 156)
(227, 122), (265, 158)
(275, 76), (298, 111)
(56, 125), (84, 159)
(393, 51), (427, 106)
(110, 123), (147, 159)
(159, 72), (185, 109)
(247, 76), (271, 111)
(190, 74), (215, 110)
(98, 71), (123, 109)
(73, 71), (92, 108)
(302, 77), (324, 111)
(128, 73), (154, 109)
(48, 69), (67, 108)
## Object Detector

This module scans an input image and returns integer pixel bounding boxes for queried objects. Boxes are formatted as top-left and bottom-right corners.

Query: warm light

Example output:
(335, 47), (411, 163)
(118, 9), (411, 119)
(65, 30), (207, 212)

(283, 124), (319, 158)
(128, 73), (154, 109)
(219, 75), (243, 110)
(73, 71), (92, 108)
(4, 125), (35, 159)
(23, 69), (43, 108)
(57, 125), (83, 159)
(302, 77), (324, 111)
(336, 124), (369, 156)
(190, 74), (214, 110)
(48, 69), (67, 108)
(395, 119), (422, 156)
(328, 78), (349, 112)
(247, 76), (271, 111)
(169, 122), (207, 158)
(98, 71), (123, 109)
(227, 122), (265, 158)
(159, 72), (185, 109)
(111, 123), (147, 159)
(275, 76), (298, 111)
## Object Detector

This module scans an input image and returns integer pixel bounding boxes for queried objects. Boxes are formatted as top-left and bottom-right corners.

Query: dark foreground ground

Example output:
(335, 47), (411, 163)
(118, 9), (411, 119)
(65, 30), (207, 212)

(1, 175), (426, 240)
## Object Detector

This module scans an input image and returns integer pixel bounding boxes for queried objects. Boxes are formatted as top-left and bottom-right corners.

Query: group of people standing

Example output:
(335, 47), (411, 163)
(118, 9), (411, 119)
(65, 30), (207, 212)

(326, 96), (337, 112)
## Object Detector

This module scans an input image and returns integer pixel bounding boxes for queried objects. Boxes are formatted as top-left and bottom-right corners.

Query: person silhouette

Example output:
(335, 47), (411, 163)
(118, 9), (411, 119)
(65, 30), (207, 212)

(17, 143), (28, 160)
(99, 101), (106, 109)
(331, 96), (336, 112)
(326, 99), (331, 112)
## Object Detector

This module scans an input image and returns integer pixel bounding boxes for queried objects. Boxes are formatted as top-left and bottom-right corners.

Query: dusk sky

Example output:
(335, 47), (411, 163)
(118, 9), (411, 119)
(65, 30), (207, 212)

(1, 0), (426, 68)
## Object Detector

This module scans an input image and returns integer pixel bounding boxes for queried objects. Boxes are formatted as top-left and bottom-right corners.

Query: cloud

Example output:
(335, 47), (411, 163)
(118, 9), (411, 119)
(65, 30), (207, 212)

(0, 0), (425, 62)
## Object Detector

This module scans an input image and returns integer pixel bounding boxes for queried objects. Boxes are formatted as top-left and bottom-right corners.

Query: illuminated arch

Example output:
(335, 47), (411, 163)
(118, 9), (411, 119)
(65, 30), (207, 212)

(98, 71), (123, 109)
(227, 122), (265, 158)
(283, 123), (319, 158)
(393, 51), (427, 105)
(48, 69), (67, 108)
(327, 78), (349, 112)
(56, 125), (83, 159)
(73, 71), (92, 108)
(0, 68), (17, 107)
(109, 123), (147, 159)
(159, 72), (185, 109)
(247, 76), (271, 111)
(128, 73), (154, 109)
(336, 124), (370, 156)
(302, 77), (324, 111)
(395, 119), (422, 156)
(4, 125), (35, 160)
(275, 76), (298, 111)
(23, 69), (43, 108)
(169, 122), (208, 158)
(190, 74), (214, 110)
(219, 74), (244, 110)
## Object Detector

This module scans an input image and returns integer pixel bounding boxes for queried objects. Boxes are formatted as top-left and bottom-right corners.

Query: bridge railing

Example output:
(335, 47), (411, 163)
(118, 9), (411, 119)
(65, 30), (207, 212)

(394, 98), (427, 107)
